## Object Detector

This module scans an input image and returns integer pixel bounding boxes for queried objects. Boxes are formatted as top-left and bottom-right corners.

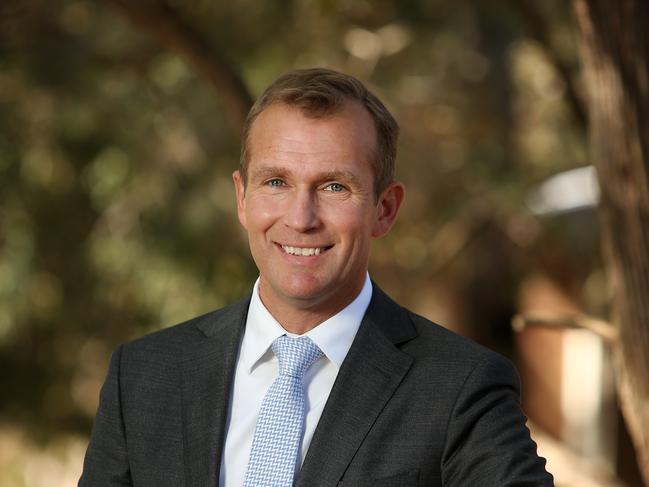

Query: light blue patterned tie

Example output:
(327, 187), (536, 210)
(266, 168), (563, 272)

(243, 335), (323, 487)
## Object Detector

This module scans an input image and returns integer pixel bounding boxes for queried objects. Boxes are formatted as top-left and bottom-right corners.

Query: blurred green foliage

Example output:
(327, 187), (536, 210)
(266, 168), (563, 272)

(0, 0), (603, 443)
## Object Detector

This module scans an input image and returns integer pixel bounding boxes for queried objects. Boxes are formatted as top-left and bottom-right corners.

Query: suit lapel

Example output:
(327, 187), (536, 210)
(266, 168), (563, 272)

(181, 296), (249, 487)
(297, 285), (417, 486)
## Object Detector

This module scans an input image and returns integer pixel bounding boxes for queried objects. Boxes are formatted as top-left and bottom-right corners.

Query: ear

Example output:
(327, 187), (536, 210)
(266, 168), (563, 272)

(372, 181), (405, 238)
(232, 170), (248, 229)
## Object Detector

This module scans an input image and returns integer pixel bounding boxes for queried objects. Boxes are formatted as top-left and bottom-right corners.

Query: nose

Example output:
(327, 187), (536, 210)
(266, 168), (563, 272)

(284, 189), (321, 232)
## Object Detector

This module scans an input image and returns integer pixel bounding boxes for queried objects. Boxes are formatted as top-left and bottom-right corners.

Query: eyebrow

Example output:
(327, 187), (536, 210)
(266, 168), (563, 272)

(249, 166), (362, 186)
(249, 166), (289, 181)
(318, 170), (361, 185)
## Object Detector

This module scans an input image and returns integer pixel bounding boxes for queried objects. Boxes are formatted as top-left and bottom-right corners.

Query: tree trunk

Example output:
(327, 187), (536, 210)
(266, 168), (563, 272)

(574, 0), (649, 484)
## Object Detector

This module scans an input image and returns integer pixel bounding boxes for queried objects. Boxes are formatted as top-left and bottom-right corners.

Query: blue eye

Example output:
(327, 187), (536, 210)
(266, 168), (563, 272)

(267, 179), (284, 187)
(326, 183), (345, 192)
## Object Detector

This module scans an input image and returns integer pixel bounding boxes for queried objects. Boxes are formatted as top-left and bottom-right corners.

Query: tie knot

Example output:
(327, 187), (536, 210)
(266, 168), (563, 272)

(272, 335), (323, 378)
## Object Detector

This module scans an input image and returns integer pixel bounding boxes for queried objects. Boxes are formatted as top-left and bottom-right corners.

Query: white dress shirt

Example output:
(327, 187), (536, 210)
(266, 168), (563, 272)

(219, 274), (372, 487)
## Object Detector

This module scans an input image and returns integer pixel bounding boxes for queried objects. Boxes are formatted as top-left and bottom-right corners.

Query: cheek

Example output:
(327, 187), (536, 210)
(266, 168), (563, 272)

(325, 206), (375, 239)
(245, 195), (281, 230)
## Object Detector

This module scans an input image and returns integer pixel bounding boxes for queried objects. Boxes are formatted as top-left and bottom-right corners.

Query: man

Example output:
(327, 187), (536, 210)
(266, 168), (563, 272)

(79, 68), (553, 486)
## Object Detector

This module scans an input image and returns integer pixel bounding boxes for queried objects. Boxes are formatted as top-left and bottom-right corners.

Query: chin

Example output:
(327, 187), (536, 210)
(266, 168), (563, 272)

(278, 277), (333, 303)
(282, 284), (326, 302)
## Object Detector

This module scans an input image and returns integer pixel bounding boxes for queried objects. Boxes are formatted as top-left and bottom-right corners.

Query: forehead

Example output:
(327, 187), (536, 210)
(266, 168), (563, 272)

(246, 101), (377, 172)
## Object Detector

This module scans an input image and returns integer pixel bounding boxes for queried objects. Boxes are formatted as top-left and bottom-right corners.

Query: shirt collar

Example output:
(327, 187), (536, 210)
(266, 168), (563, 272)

(241, 274), (372, 373)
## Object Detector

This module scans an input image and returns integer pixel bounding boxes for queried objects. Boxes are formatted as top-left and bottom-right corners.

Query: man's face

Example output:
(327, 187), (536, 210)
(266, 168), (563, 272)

(233, 102), (403, 321)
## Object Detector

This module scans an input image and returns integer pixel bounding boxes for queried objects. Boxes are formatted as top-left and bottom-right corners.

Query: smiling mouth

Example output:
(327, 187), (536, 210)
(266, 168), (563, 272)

(280, 245), (333, 256)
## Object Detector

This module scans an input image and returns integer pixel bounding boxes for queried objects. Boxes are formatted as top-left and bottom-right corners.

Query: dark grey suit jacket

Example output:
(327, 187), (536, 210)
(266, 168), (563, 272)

(79, 285), (553, 486)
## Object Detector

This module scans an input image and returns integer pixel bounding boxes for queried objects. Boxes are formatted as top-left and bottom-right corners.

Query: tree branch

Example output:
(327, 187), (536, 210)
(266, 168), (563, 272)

(103, 0), (253, 131)
(512, 311), (618, 344)
(508, 0), (588, 128)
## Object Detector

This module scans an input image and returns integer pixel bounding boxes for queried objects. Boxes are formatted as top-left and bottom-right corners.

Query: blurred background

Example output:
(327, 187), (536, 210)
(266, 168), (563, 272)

(0, 0), (645, 485)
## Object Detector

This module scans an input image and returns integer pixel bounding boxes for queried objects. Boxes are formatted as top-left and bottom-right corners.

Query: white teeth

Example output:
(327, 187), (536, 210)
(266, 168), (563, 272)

(282, 245), (324, 256)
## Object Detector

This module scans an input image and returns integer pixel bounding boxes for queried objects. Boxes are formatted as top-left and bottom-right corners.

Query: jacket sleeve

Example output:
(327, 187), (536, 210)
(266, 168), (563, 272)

(78, 345), (133, 486)
(441, 353), (554, 486)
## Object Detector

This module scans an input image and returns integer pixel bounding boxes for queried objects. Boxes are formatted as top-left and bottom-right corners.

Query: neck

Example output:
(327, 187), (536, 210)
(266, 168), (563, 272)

(266, 307), (336, 335)
(257, 280), (366, 335)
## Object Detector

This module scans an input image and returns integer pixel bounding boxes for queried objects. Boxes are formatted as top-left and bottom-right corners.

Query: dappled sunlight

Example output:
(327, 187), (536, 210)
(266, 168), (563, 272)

(0, 0), (643, 484)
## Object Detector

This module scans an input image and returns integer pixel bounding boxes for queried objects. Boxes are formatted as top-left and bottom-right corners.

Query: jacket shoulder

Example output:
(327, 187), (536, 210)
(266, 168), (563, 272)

(404, 310), (517, 379)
